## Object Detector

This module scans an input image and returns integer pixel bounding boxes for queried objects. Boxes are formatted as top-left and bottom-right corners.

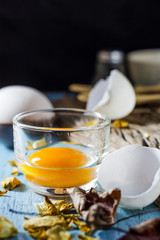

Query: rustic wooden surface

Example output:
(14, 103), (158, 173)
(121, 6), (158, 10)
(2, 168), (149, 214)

(0, 92), (160, 240)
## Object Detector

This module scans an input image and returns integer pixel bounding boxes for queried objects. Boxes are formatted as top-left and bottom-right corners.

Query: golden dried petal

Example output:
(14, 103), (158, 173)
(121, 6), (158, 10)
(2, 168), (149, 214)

(35, 197), (73, 215)
(73, 217), (91, 233)
(0, 190), (7, 196)
(143, 132), (150, 139)
(63, 216), (74, 229)
(1, 177), (21, 191)
(28, 227), (46, 239)
(60, 141), (76, 145)
(113, 120), (129, 128)
(25, 141), (33, 151)
(11, 167), (19, 176)
(77, 235), (98, 240)
(46, 225), (72, 240)
(8, 160), (17, 166)
(53, 200), (74, 213)
(35, 197), (58, 216)
(60, 141), (84, 146)
(23, 215), (65, 230)
(45, 196), (58, 215)
(83, 120), (98, 127)
(0, 215), (17, 238)
(26, 137), (47, 151)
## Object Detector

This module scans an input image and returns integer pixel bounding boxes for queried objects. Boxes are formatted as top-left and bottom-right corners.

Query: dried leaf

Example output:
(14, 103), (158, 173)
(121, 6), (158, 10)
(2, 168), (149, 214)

(1, 177), (21, 190)
(0, 190), (7, 196)
(46, 225), (72, 240)
(11, 167), (19, 175)
(118, 217), (160, 240)
(68, 187), (121, 231)
(23, 215), (65, 230)
(154, 195), (160, 207)
(8, 160), (17, 166)
(113, 120), (129, 128)
(0, 215), (18, 238)
(25, 137), (48, 151)
(35, 197), (73, 215)
(77, 235), (98, 240)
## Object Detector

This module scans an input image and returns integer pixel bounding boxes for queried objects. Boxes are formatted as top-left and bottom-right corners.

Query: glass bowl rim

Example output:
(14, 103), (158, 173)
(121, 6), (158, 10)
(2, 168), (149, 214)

(12, 108), (110, 132)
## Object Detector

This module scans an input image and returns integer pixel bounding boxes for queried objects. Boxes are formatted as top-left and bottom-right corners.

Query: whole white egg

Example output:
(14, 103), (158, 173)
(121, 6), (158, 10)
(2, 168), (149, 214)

(0, 85), (53, 124)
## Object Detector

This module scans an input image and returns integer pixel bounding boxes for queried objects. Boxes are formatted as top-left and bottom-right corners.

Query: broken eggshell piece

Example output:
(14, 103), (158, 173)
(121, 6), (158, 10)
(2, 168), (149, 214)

(98, 144), (160, 209)
(86, 70), (136, 120)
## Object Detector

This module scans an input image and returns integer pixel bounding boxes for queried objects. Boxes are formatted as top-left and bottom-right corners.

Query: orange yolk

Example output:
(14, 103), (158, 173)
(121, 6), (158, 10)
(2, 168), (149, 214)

(19, 147), (97, 188)
(28, 147), (88, 169)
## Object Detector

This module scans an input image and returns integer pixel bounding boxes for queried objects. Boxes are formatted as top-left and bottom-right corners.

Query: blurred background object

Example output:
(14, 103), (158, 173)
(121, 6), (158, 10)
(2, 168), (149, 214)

(1, 0), (160, 90)
(127, 49), (160, 86)
(92, 50), (125, 84)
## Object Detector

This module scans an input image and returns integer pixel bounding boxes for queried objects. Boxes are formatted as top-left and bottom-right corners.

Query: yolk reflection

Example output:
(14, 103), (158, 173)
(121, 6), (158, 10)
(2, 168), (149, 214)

(19, 147), (96, 188)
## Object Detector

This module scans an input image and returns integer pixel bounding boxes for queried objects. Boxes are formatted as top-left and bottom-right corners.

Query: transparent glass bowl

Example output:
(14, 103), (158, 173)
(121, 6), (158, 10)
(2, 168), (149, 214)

(13, 108), (110, 197)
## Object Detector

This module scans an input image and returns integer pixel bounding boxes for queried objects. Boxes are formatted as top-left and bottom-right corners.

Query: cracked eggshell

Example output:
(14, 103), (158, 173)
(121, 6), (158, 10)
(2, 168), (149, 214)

(0, 85), (53, 124)
(86, 70), (136, 120)
(98, 144), (160, 209)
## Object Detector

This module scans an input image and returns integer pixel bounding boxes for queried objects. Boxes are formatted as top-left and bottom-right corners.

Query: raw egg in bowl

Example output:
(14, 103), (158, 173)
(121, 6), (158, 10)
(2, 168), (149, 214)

(13, 108), (110, 197)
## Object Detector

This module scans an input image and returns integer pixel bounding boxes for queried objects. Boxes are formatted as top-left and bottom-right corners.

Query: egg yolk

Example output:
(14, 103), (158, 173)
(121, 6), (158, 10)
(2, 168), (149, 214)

(28, 147), (88, 169)
(19, 147), (96, 188)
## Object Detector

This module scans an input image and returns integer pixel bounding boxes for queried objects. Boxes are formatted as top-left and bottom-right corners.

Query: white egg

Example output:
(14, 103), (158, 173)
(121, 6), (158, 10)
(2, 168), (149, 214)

(0, 85), (53, 124)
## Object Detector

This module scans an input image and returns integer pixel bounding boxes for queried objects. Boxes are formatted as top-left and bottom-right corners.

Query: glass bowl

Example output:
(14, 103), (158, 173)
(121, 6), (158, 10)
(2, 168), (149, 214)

(13, 108), (110, 198)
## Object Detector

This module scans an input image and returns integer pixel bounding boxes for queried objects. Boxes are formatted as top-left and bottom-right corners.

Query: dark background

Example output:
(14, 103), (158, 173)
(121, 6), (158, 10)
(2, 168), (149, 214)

(0, 0), (160, 91)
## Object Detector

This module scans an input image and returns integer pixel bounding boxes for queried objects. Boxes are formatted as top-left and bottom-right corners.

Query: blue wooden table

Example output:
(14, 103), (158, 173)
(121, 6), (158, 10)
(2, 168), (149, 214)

(0, 92), (160, 240)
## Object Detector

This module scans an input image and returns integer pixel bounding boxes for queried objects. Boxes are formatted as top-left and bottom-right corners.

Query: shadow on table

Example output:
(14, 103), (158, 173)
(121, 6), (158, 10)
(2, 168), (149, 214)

(14, 183), (28, 192)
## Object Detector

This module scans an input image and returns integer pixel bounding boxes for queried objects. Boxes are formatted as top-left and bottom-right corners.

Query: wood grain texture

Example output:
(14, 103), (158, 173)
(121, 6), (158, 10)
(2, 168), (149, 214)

(0, 93), (160, 240)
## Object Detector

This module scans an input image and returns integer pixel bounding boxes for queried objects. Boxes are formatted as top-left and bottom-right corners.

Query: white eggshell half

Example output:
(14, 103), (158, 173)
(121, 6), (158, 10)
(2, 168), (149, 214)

(98, 144), (160, 209)
(0, 85), (53, 124)
(86, 70), (136, 120)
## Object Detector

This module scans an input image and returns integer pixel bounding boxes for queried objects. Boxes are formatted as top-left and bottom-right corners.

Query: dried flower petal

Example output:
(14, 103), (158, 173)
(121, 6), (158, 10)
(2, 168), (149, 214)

(35, 197), (73, 215)
(8, 160), (17, 166)
(118, 217), (160, 239)
(83, 120), (98, 127)
(27, 227), (46, 239)
(73, 217), (91, 233)
(68, 187), (121, 231)
(11, 167), (19, 176)
(113, 120), (129, 128)
(25, 137), (48, 150)
(53, 200), (73, 213)
(46, 225), (72, 240)
(77, 235), (98, 240)
(0, 190), (7, 196)
(0, 215), (17, 238)
(143, 132), (150, 139)
(1, 177), (21, 191)
(23, 215), (65, 230)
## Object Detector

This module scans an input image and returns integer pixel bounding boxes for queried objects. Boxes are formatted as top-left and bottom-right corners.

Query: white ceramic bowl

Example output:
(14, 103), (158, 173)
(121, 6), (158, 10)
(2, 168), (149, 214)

(127, 49), (160, 86)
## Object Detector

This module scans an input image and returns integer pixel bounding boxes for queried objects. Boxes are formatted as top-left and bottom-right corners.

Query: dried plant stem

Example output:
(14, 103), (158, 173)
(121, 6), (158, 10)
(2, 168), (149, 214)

(114, 207), (160, 225)
(9, 209), (38, 216)
(111, 227), (128, 233)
